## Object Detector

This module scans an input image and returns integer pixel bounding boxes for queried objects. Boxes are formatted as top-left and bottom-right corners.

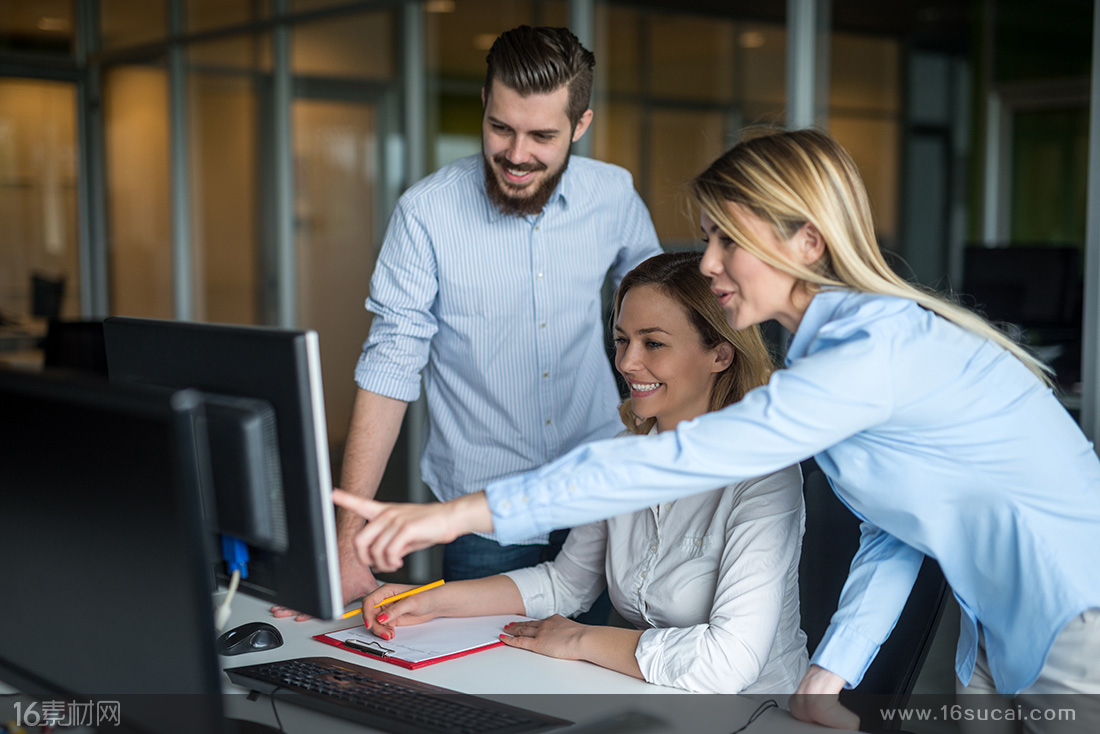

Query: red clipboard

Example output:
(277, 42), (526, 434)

(313, 628), (505, 670)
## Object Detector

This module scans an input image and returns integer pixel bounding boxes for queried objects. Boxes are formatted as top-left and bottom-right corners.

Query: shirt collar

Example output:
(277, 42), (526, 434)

(784, 288), (848, 365)
(481, 157), (573, 224)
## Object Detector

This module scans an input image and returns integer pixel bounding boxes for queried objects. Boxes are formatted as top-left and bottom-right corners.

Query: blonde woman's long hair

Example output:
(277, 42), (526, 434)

(614, 251), (776, 435)
(690, 128), (1052, 385)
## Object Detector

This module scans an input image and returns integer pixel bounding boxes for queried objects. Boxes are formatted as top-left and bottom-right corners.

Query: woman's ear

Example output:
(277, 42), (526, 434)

(713, 342), (735, 373)
(796, 222), (826, 266)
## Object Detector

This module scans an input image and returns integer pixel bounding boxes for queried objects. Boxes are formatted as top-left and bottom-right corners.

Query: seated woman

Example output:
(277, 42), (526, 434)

(360, 251), (808, 694)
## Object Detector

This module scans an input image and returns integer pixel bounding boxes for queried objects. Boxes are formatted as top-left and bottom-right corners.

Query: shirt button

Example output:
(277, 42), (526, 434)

(540, 322), (547, 329)
(537, 272), (544, 279)
(521, 495), (530, 504)
(542, 371), (549, 378)
(695, 538), (703, 547)
(649, 543), (658, 552)
(501, 500), (511, 510)
(640, 570), (648, 578)
(545, 419), (551, 426)
(567, 483), (577, 494)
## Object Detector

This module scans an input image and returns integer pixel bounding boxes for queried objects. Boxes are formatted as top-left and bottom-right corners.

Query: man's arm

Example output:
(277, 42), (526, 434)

(340, 388), (409, 503)
(336, 195), (437, 606)
(336, 389), (409, 603)
(272, 192), (438, 621)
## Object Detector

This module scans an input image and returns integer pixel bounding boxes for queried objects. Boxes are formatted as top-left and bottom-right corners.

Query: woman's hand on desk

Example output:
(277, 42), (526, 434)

(332, 489), (493, 573)
(500, 615), (589, 660)
(502, 616), (645, 680)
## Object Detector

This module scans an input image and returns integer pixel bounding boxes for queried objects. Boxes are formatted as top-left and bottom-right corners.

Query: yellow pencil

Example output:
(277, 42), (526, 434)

(341, 579), (446, 619)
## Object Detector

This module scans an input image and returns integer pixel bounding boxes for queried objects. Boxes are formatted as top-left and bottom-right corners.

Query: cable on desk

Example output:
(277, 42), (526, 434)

(215, 536), (251, 632)
(214, 569), (241, 631)
(727, 699), (778, 734)
(269, 685), (286, 734)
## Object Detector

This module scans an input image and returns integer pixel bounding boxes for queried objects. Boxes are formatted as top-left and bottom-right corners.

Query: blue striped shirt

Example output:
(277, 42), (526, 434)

(354, 154), (661, 543)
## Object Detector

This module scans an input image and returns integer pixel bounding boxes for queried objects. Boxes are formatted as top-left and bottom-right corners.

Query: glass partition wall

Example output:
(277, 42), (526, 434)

(95, 5), (399, 462)
(0, 78), (81, 323)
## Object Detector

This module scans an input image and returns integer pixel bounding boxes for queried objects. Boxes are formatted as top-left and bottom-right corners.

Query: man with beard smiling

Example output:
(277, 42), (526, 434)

(326, 26), (660, 608)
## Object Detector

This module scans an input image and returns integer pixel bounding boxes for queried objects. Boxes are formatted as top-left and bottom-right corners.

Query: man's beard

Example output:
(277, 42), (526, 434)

(483, 145), (570, 217)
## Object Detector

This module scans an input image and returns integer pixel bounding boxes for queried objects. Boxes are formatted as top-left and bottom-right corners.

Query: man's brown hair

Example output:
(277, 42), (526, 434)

(484, 25), (595, 128)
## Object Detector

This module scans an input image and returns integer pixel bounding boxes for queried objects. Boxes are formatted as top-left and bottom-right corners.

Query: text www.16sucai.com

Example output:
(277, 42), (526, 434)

(881, 704), (1077, 724)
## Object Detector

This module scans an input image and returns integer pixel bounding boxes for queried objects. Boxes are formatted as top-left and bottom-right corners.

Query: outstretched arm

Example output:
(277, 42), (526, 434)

(338, 332), (895, 575)
(332, 489), (493, 573)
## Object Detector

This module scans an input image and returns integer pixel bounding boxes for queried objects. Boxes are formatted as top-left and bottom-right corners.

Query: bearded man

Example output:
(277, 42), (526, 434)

(279, 25), (659, 616)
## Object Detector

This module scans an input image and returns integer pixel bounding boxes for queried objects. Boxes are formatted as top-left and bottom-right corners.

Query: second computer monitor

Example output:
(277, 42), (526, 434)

(103, 317), (342, 620)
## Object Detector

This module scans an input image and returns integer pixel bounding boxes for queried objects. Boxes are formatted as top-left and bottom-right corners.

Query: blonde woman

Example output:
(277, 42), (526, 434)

(337, 130), (1100, 730)
(357, 252), (808, 694)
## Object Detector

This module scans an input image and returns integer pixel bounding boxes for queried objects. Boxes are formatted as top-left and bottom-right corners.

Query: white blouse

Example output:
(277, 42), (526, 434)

(504, 442), (808, 694)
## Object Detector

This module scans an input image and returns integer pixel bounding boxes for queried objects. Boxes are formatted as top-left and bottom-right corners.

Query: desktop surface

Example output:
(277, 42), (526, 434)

(218, 593), (824, 734)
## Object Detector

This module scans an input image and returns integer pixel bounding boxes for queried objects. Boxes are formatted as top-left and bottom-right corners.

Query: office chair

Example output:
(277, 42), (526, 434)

(799, 458), (949, 732)
(31, 273), (66, 320)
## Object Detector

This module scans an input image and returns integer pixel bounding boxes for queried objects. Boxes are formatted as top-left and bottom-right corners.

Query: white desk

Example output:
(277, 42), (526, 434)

(219, 593), (827, 734)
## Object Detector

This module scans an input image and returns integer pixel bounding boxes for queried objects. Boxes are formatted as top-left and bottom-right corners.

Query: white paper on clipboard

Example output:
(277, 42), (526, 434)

(321, 614), (535, 664)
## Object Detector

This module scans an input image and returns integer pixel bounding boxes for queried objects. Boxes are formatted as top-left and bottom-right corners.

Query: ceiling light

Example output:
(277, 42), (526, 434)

(474, 33), (496, 51)
(425, 0), (456, 12)
(38, 17), (69, 32)
(739, 31), (766, 49)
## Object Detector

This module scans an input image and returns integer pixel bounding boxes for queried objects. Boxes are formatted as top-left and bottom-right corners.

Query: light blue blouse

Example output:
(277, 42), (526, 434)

(485, 289), (1100, 694)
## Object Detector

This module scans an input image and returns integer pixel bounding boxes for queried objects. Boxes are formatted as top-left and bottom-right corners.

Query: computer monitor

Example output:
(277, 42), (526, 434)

(0, 369), (228, 734)
(102, 317), (342, 620)
(962, 245), (1081, 336)
(962, 244), (1083, 388)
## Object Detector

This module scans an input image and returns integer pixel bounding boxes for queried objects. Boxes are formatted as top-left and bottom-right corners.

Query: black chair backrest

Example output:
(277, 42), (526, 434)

(799, 459), (949, 731)
(31, 274), (65, 320)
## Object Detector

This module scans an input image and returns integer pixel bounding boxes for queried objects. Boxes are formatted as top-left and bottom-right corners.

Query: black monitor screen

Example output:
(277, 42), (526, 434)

(0, 370), (227, 734)
(962, 245), (1081, 333)
(103, 317), (342, 620)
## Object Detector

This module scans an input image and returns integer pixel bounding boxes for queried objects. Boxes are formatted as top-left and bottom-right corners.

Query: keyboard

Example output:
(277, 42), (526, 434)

(224, 656), (571, 734)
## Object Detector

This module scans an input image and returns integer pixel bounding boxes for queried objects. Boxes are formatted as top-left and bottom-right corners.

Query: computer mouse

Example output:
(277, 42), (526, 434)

(217, 621), (284, 656)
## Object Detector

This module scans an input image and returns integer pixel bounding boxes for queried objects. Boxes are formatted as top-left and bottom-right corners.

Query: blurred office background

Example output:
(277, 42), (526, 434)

(0, 0), (1095, 510)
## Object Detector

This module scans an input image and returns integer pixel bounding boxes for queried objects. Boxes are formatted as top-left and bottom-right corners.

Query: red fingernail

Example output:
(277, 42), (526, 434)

(377, 613), (389, 623)
(383, 632), (392, 640)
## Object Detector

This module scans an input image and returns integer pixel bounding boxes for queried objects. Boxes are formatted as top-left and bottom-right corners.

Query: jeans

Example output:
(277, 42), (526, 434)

(442, 529), (612, 625)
